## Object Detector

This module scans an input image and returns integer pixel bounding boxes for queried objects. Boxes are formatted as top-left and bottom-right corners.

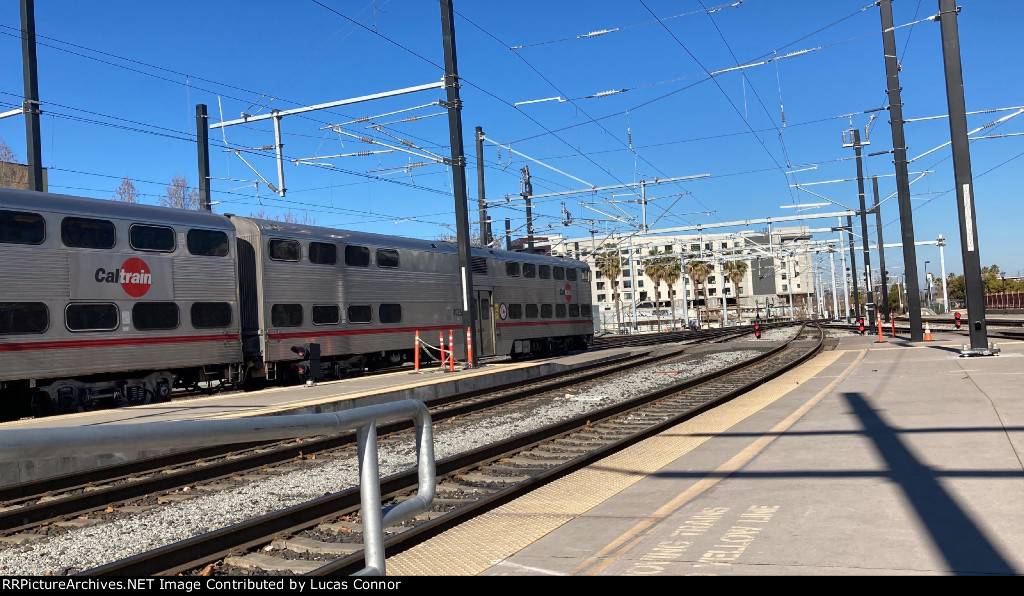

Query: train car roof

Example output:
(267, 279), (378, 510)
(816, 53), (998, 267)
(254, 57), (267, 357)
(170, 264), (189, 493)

(0, 188), (236, 231)
(227, 215), (588, 268)
(227, 215), (461, 254)
(469, 245), (588, 268)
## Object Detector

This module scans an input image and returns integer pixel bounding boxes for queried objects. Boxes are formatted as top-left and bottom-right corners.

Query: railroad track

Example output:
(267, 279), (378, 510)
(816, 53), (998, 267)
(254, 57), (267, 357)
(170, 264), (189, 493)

(0, 324), (793, 537)
(58, 323), (821, 576)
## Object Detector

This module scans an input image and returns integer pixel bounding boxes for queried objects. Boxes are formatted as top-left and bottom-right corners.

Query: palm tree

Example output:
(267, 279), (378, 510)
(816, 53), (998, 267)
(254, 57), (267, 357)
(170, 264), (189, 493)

(595, 243), (622, 333)
(685, 260), (713, 328)
(660, 255), (682, 329)
(722, 257), (749, 323)
(644, 249), (666, 331)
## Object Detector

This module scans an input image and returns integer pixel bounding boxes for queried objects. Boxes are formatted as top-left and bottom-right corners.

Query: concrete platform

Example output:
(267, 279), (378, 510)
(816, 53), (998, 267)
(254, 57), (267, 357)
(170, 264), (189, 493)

(385, 329), (1024, 576)
(0, 345), (649, 487)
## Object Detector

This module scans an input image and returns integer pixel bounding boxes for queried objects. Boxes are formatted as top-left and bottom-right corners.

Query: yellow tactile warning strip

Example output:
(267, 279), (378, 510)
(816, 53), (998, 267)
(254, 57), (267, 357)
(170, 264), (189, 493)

(386, 349), (861, 576)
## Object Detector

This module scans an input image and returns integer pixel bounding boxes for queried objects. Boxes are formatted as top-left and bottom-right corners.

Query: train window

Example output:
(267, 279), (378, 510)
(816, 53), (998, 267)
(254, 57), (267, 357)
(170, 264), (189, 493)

(581, 269), (591, 282)
(480, 298), (490, 320)
(312, 304), (340, 325)
(271, 304), (303, 327)
(347, 305), (372, 323)
(191, 302), (232, 328)
(345, 245), (370, 267)
(129, 224), (175, 252)
(553, 267), (565, 280)
(522, 263), (536, 278)
(525, 304), (539, 318)
(540, 304), (553, 318)
(505, 262), (520, 277)
(269, 239), (300, 262)
(133, 302), (179, 330)
(582, 303), (593, 317)
(66, 303), (118, 332)
(508, 304), (522, 319)
(555, 304), (566, 318)
(376, 248), (400, 269)
(0, 210), (45, 245)
(566, 268), (578, 281)
(309, 242), (337, 265)
(538, 265), (550, 279)
(379, 303), (402, 323)
(187, 229), (229, 257)
(0, 302), (48, 334)
(61, 217), (115, 249)
(569, 304), (581, 317)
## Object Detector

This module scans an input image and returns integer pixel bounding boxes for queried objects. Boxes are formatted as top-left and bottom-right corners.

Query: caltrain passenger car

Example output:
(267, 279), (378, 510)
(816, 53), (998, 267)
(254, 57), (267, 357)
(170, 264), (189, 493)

(227, 215), (594, 382)
(0, 188), (593, 419)
(0, 189), (242, 418)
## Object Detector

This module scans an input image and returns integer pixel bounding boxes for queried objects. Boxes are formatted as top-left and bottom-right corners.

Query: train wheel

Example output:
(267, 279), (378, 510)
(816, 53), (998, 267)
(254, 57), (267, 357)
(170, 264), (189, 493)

(30, 392), (55, 418)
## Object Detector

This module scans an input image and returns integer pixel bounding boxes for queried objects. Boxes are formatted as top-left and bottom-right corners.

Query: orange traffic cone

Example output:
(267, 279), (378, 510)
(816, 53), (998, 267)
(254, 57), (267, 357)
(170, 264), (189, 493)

(924, 321), (933, 341)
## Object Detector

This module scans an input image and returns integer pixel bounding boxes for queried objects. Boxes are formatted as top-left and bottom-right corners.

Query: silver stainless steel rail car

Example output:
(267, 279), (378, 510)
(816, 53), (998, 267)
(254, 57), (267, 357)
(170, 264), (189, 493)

(0, 189), (592, 418)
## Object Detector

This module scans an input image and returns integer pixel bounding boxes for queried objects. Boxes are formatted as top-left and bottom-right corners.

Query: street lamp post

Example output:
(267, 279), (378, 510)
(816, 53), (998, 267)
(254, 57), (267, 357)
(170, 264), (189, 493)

(924, 261), (931, 310)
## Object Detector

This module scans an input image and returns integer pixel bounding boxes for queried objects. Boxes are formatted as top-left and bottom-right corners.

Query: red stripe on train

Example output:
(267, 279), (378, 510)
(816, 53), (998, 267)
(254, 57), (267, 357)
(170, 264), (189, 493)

(0, 334), (238, 353)
(267, 325), (457, 342)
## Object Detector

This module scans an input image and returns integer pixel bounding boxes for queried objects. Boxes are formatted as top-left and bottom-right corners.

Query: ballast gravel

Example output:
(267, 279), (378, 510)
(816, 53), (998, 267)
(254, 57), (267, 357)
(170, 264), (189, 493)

(0, 327), (807, 576)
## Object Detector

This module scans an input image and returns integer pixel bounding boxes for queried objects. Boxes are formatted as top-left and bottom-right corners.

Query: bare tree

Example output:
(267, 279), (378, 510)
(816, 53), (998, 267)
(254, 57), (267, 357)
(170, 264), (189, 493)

(0, 137), (15, 163)
(249, 208), (316, 225)
(160, 175), (199, 209)
(0, 136), (20, 189)
(112, 177), (140, 203)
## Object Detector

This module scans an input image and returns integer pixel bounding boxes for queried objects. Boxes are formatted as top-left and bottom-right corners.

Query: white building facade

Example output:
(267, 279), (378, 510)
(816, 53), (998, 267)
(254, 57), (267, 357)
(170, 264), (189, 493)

(544, 227), (821, 333)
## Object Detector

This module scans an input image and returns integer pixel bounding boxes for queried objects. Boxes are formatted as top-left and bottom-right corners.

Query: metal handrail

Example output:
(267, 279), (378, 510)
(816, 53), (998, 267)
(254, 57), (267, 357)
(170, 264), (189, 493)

(0, 400), (435, 576)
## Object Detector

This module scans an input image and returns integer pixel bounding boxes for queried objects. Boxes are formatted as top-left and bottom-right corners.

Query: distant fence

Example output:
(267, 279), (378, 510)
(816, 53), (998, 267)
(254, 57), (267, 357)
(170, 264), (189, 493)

(985, 291), (1023, 310)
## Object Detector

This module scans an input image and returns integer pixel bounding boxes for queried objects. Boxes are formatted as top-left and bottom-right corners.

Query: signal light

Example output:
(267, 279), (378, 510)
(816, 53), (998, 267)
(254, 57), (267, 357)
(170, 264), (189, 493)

(857, 318), (865, 334)
(291, 345), (308, 359)
(954, 311), (962, 329)
(753, 322), (761, 339)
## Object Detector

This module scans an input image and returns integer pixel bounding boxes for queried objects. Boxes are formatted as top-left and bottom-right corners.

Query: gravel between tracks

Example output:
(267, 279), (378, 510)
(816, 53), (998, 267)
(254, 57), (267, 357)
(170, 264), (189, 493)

(0, 327), (810, 576)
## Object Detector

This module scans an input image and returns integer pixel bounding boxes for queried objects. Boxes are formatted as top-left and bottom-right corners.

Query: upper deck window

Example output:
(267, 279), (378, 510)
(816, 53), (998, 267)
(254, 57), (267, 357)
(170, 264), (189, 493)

(269, 239), (300, 261)
(522, 263), (536, 278)
(553, 267), (565, 280)
(539, 265), (551, 279)
(566, 268), (578, 281)
(345, 245), (370, 267)
(505, 262), (520, 277)
(130, 224), (175, 252)
(62, 217), (115, 249)
(0, 210), (45, 245)
(187, 229), (229, 257)
(309, 242), (337, 265)
(376, 248), (400, 269)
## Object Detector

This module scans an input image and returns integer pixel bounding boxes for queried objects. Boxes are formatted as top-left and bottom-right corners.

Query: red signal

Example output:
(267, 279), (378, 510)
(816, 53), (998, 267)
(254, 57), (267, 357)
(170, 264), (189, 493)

(753, 322), (761, 339)
(857, 318), (865, 334)
(954, 312), (962, 329)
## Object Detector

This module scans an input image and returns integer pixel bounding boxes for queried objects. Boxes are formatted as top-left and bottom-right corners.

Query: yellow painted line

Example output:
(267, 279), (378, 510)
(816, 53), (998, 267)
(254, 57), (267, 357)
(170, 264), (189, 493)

(576, 348), (866, 575)
(385, 349), (862, 576)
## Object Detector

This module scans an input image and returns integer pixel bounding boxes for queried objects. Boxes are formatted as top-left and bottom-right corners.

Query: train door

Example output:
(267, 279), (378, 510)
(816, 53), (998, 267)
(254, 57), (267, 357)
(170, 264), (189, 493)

(474, 290), (495, 356)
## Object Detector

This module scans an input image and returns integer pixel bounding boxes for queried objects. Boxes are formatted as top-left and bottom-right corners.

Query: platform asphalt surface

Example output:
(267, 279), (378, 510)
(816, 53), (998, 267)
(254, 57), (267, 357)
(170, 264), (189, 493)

(387, 330), (1024, 576)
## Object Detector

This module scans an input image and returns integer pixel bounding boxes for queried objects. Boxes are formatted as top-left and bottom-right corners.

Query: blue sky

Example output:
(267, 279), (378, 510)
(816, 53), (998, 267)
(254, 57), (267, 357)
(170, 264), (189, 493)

(2, 1), (1022, 280)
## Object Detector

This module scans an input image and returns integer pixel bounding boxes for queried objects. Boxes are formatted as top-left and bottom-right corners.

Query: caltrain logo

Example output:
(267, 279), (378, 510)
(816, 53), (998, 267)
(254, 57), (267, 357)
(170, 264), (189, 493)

(94, 257), (153, 298)
(563, 283), (573, 302)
